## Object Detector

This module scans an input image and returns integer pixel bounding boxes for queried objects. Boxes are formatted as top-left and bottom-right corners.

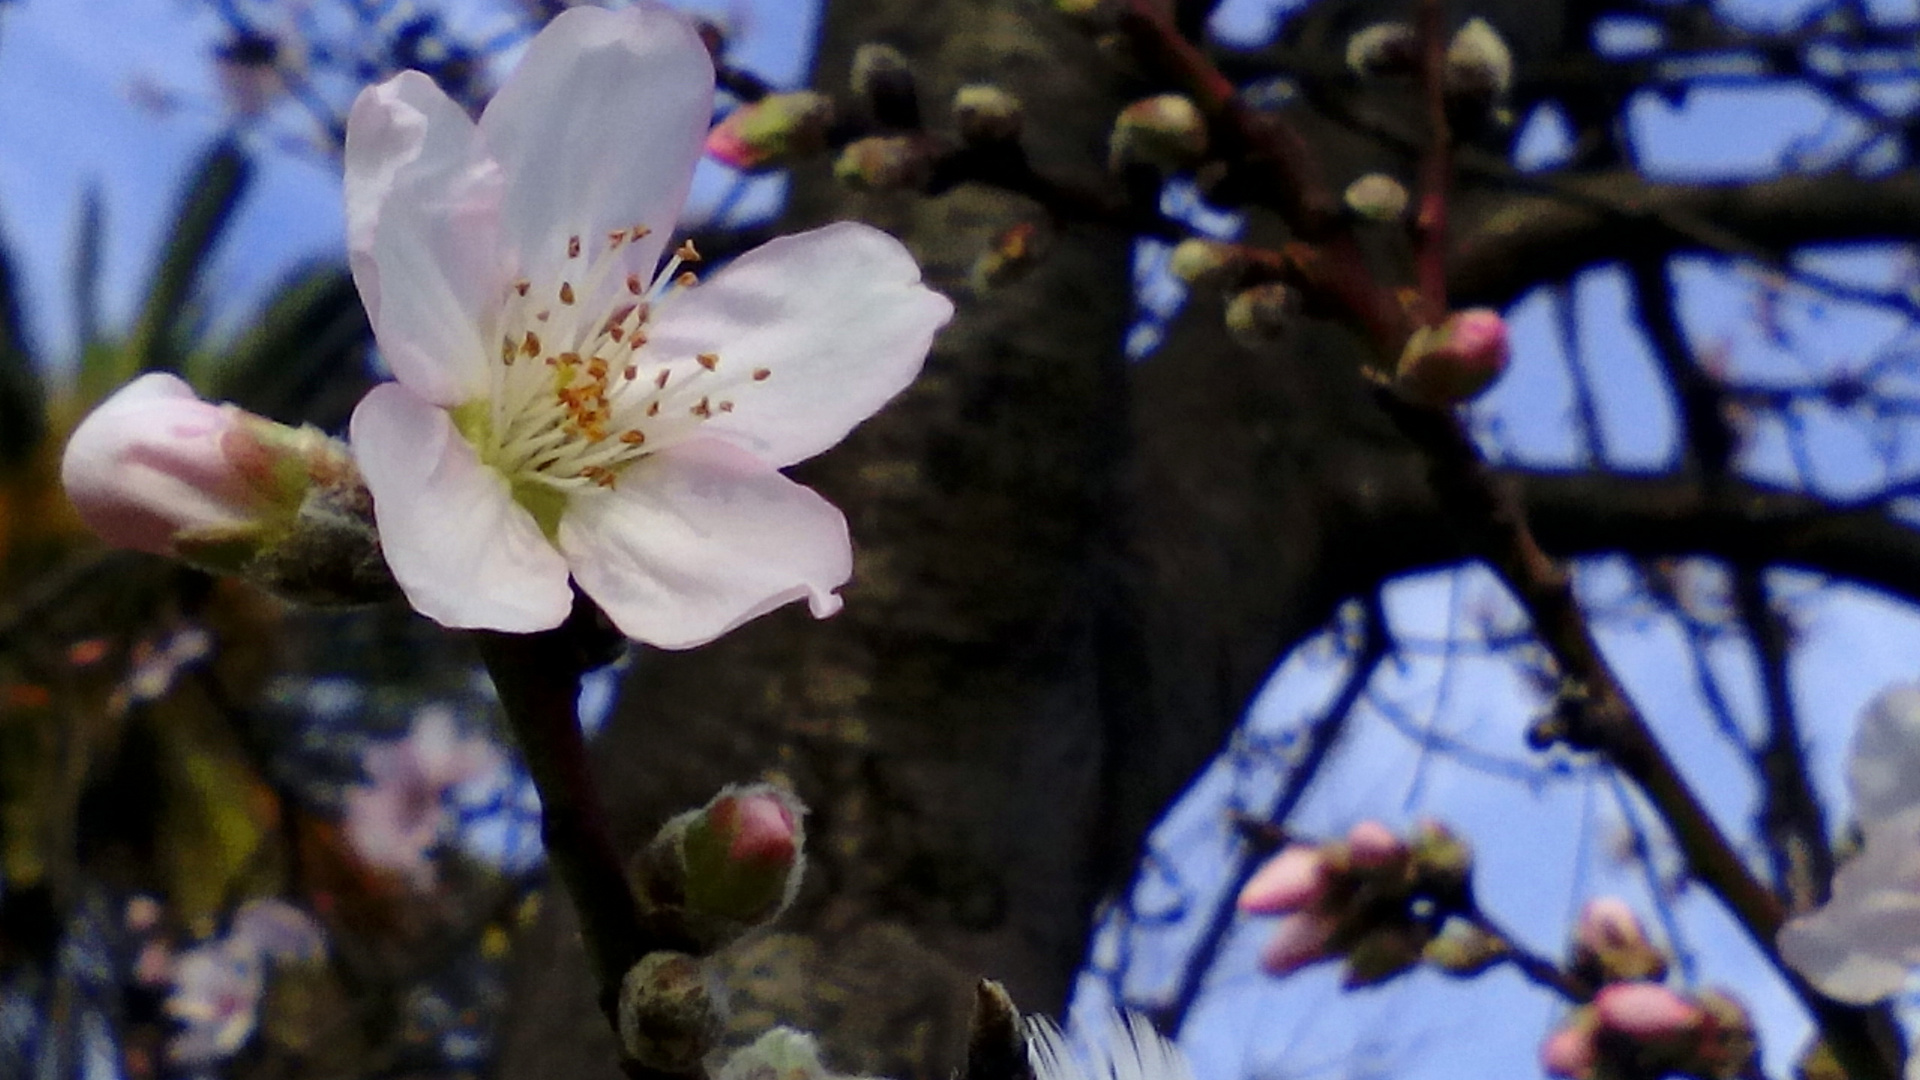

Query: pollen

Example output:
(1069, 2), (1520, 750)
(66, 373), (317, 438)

(481, 227), (776, 498)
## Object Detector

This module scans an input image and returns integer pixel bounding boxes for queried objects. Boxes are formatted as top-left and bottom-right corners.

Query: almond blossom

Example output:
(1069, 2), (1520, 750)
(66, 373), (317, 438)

(344, 2), (951, 647)
(165, 899), (325, 1066)
(343, 705), (503, 889)
(1778, 684), (1920, 1003)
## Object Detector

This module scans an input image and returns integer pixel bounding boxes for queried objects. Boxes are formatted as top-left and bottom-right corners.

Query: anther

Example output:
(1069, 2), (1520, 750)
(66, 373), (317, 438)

(691, 397), (712, 418)
(620, 430), (646, 445)
(624, 365), (638, 381)
(521, 331), (542, 357)
(752, 368), (771, 381)
(560, 282), (576, 305)
(631, 225), (653, 241)
(675, 239), (702, 263)
(514, 280), (531, 297)
(568, 235), (582, 259)
(718, 401), (735, 413)
(608, 229), (628, 248)
(647, 402), (661, 416)
(675, 271), (699, 288)
(626, 273), (643, 295)
(697, 352), (719, 371)
(654, 369), (671, 389)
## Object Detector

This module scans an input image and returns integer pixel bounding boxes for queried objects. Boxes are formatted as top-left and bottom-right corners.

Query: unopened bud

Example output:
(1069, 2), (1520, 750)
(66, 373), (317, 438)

(1109, 95), (1208, 173)
(62, 373), (393, 604)
(1343, 173), (1409, 222)
(1345, 820), (1407, 871)
(631, 784), (807, 951)
(1693, 990), (1757, 1080)
(1167, 239), (1244, 288)
(1594, 982), (1703, 1040)
(1393, 308), (1511, 407)
(1423, 918), (1508, 976)
(1409, 819), (1473, 899)
(953, 84), (1024, 145)
(1259, 911), (1335, 975)
(1445, 18), (1514, 101)
(1346, 23), (1417, 77)
(851, 43), (920, 128)
(1540, 1014), (1599, 1080)
(1572, 897), (1668, 983)
(1342, 924), (1426, 988)
(1239, 845), (1329, 914)
(617, 951), (725, 1072)
(834, 135), (935, 192)
(1225, 283), (1298, 346)
(705, 92), (835, 172)
(1055, 0), (1109, 17)
(718, 1027), (834, 1080)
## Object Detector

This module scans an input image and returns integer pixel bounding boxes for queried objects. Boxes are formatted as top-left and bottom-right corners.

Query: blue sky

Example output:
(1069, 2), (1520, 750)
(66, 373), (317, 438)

(5, 1), (1920, 1079)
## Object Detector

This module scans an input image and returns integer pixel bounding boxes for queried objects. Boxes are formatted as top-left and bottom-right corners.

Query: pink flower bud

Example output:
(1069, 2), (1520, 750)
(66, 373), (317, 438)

(1346, 820), (1406, 869)
(1393, 308), (1511, 407)
(1259, 911), (1335, 975)
(1576, 897), (1641, 952)
(61, 374), (268, 556)
(1540, 1020), (1598, 1079)
(1239, 845), (1329, 914)
(679, 784), (807, 931)
(1573, 897), (1668, 981)
(712, 788), (799, 868)
(1594, 982), (1704, 1039)
(704, 92), (834, 172)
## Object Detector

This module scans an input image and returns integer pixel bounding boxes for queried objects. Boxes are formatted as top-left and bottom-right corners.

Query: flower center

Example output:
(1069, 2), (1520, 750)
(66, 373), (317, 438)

(463, 227), (770, 524)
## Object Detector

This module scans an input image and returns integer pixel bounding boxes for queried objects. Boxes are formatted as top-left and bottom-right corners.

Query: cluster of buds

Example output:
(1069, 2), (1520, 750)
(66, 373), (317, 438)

(61, 373), (395, 604)
(1236, 820), (1479, 988)
(1109, 94), (1208, 173)
(1345, 18), (1513, 118)
(1539, 899), (1751, 1080)
(618, 784), (810, 1069)
(629, 783), (808, 954)
(705, 92), (836, 173)
(1392, 308), (1511, 407)
(1541, 983), (1756, 1080)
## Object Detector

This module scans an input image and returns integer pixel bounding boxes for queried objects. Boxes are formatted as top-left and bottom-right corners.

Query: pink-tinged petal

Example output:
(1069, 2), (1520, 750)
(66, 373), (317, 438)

(228, 900), (325, 963)
(1778, 806), (1920, 1003)
(344, 71), (503, 405)
(1258, 912), (1334, 975)
(1592, 983), (1702, 1038)
(1346, 820), (1405, 869)
(62, 373), (260, 554)
(479, 2), (712, 287)
(1540, 1022), (1597, 1079)
(556, 439), (852, 648)
(1238, 845), (1328, 914)
(644, 222), (954, 467)
(350, 384), (573, 631)
(1850, 685), (1920, 825)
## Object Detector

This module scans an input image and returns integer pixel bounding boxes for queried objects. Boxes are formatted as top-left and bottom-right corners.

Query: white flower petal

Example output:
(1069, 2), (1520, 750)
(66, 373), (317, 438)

(645, 222), (954, 467)
(1851, 684), (1920, 825)
(557, 439), (852, 648)
(350, 383), (574, 631)
(479, 2), (712, 287)
(345, 71), (503, 405)
(1779, 806), (1920, 1002)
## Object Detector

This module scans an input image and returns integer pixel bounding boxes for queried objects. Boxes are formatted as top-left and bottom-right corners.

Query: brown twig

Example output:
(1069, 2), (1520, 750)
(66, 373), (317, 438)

(1412, 0), (1452, 321)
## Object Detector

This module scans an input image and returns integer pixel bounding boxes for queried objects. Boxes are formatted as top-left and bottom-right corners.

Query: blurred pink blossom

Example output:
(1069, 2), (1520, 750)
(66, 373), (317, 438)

(165, 899), (324, 1066)
(343, 706), (503, 889)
